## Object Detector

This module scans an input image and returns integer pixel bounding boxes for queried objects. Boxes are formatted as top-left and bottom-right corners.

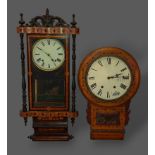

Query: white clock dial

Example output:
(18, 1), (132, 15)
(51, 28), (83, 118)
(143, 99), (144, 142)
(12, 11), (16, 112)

(32, 39), (65, 71)
(86, 56), (132, 100)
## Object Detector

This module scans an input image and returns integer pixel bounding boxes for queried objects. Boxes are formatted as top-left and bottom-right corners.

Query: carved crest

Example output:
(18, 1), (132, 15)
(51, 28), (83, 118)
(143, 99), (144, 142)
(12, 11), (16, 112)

(20, 8), (69, 27)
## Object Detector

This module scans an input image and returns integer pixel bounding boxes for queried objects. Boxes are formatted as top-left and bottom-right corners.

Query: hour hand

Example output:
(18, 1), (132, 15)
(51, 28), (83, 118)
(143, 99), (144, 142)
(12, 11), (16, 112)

(44, 51), (50, 57)
(115, 73), (122, 77)
(107, 76), (115, 79)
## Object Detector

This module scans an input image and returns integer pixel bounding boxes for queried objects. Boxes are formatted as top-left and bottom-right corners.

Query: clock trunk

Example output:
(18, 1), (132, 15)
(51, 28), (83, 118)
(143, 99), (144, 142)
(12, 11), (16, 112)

(27, 34), (70, 111)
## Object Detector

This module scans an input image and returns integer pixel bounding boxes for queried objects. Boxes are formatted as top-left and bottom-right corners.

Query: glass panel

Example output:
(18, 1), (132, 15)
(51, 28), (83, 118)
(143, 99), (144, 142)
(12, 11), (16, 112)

(33, 78), (65, 107)
(96, 112), (120, 125)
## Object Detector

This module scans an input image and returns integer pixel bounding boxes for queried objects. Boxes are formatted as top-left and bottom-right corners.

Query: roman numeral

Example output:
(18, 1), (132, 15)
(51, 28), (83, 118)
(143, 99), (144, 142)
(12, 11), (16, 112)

(41, 42), (45, 46)
(47, 39), (50, 45)
(91, 68), (97, 71)
(107, 91), (110, 98)
(120, 83), (127, 89)
(113, 91), (120, 96)
(58, 53), (63, 55)
(36, 58), (41, 62)
(88, 77), (95, 80)
(41, 62), (44, 66)
(97, 89), (102, 96)
(121, 67), (127, 72)
(35, 53), (40, 55)
(90, 83), (97, 89)
(57, 58), (61, 62)
(123, 75), (129, 79)
(98, 60), (103, 66)
(107, 57), (111, 64)
(41, 59), (44, 66)
(53, 42), (56, 46)
(57, 47), (61, 50)
(116, 61), (119, 66)
(48, 64), (50, 68)
(37, 47), (42, 51)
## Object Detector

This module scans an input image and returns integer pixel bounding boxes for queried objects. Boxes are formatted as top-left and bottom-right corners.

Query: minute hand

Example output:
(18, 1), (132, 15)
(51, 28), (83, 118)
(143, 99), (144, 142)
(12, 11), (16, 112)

(107, 73), (122, 79)
(40, 49), (56, 66)
(40, 48), (50, 56)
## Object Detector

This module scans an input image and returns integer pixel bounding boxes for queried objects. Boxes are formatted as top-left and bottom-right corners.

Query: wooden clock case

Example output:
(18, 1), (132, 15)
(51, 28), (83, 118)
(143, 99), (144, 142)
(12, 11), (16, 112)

(16, 9), (79, 141)
(78, 47), (140, 140)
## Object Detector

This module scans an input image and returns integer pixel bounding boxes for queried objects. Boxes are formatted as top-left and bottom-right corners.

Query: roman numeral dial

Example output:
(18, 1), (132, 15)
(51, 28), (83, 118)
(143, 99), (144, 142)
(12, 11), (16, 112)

(87, 56), (131, 100)
(32, 38), (65, 71)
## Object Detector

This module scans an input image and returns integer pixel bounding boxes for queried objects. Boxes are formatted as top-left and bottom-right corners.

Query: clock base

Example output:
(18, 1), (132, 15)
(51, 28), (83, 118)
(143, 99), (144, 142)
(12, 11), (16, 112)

(87, 103), (130, 140)
(29, 118), (73, 141)
(29, 134), (73, 141)
(91, 130), (124, 140)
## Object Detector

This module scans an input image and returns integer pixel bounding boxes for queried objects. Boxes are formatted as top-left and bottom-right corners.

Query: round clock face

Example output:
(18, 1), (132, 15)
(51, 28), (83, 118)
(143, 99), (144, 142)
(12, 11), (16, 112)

(32, 39), (65, 71)
(78, 47), (140, 106)
(86, 56), (132, 100)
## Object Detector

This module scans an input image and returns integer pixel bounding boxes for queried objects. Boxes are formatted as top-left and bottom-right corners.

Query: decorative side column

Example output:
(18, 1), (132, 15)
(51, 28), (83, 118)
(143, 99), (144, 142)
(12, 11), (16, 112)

(19, 13), (27, 126)
(71, 14), (77, 126)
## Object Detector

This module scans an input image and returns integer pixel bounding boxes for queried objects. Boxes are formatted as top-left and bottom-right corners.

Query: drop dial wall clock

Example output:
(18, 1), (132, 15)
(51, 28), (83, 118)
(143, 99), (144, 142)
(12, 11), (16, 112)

(16, 9), (79, 141)
(78, 47), (140, 140)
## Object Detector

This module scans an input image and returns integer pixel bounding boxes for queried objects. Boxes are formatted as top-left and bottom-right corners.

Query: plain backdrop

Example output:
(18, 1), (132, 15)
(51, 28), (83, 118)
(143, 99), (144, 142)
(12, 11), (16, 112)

(8, 0), (148, 155)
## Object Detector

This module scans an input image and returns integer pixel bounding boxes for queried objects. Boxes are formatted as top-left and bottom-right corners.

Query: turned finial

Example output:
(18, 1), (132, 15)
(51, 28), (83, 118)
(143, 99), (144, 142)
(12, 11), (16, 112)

(19, 13), (25, 26)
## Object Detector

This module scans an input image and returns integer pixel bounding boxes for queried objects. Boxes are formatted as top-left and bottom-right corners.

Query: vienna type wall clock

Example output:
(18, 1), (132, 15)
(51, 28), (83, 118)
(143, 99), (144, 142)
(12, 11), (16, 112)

(16, 9), (80, 141)
(78, 47), (140, 140)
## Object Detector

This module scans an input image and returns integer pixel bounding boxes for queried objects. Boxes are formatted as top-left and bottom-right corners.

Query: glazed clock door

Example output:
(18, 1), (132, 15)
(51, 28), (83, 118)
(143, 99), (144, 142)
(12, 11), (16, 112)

(27, 35), (69, 111)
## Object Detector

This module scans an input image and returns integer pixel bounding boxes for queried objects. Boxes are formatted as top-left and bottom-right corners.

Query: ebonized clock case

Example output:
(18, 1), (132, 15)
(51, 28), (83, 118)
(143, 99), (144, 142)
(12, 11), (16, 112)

(78, 47), (140, 140)
(16, 9), (79, 141)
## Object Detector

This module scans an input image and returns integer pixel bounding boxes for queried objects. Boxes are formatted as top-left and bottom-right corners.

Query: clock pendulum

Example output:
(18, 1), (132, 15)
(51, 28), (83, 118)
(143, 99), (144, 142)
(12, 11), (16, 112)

(78, 47), (140, 140)
(16, 9), (80, 141)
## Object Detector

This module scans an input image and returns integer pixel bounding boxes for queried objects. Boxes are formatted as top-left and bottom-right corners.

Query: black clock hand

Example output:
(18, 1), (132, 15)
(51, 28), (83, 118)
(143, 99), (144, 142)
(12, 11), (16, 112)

(47, 55), (57, 67)
(45, 54), (57, 67)
(107, 73), (122, 79)
(41, 49), (51, 57)
(39, 49), (57, 66)
(115, 73), (122, 77)
(107, 76), (118, 79)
